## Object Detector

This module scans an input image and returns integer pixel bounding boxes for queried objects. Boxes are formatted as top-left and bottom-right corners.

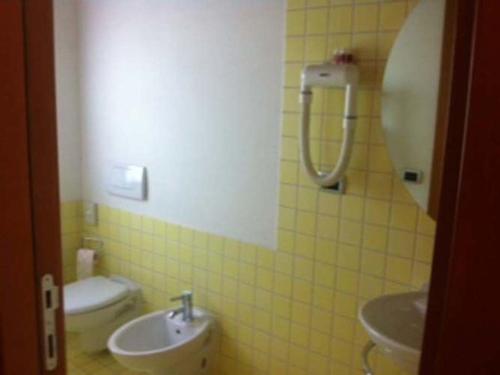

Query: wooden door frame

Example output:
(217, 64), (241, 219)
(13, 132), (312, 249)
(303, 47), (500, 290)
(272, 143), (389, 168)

(0, 1), (66, 374)
(0, 2), (44, 374)
(421, 0), (500, 373)
(23, 1), (67, 373)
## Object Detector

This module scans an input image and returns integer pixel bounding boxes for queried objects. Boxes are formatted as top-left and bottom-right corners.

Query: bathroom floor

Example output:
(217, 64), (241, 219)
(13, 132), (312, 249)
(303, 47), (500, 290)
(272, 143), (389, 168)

(66, 334), (147, 375)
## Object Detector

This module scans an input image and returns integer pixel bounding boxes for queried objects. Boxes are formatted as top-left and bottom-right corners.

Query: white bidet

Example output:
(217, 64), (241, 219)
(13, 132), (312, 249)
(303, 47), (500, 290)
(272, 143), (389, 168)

(108, 308), (217, 375)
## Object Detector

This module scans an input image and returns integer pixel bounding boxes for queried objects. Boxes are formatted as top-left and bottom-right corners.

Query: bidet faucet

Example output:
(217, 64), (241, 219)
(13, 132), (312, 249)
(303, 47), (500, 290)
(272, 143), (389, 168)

(168, 291), (194, 322)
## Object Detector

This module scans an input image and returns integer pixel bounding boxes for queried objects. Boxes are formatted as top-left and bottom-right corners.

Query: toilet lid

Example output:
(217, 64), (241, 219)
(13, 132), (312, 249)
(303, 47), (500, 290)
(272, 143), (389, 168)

(64, 276), (129, 315)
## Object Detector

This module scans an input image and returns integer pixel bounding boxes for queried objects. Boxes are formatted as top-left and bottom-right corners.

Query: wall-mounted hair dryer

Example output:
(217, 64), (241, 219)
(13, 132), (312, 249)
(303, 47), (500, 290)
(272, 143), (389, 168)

(299, 50), (359, 187)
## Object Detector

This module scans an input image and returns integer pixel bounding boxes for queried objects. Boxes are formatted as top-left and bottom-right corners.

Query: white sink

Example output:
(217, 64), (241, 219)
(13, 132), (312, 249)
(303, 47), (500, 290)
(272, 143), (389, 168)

(359, 292), (427, 374)
(108, 307), (217, 375)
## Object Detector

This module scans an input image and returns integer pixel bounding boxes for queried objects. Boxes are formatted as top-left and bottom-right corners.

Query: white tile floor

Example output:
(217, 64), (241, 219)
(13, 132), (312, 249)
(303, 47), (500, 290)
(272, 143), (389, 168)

(66, 333), (147, 375)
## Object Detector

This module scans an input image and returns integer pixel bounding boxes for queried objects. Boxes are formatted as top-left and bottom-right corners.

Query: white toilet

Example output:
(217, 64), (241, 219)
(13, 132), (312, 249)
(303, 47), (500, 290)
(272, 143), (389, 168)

(64, 275), (143, 353)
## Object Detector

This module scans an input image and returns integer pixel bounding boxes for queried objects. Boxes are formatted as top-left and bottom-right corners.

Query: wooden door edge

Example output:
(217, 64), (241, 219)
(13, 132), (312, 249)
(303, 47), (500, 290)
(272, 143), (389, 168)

(420, 0), (478, 373)
(22, 1), (67, 374)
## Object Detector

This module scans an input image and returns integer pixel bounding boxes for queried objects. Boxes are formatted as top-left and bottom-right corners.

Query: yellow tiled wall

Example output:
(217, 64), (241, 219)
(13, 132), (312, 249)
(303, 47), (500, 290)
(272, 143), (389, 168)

(62, 1), (437, 374)
(61, 201), (82, 283)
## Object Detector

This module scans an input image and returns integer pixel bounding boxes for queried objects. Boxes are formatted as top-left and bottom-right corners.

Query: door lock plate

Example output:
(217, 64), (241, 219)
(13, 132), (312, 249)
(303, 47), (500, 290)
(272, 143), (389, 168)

(41, 274), (59, 371)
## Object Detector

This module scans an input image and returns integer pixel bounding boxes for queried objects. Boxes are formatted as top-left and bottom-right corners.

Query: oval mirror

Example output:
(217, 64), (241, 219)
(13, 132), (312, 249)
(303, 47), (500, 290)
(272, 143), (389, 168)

(382, 0), (447, 219)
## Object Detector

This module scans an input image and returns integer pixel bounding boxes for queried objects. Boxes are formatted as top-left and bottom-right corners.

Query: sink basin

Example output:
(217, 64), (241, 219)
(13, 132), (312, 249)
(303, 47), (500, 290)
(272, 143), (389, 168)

(108, 307), (216, 375)
(359, 292), (427, 374)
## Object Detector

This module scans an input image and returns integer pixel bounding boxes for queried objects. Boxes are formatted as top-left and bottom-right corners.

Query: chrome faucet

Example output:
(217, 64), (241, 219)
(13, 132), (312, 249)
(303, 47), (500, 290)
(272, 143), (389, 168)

(168, 291), (194, 322)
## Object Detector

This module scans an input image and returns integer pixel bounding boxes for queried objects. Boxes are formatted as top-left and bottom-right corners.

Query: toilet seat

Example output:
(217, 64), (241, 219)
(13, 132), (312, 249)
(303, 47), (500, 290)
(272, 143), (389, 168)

(64, 276), (129, 315)
(63, 275), (143, 352)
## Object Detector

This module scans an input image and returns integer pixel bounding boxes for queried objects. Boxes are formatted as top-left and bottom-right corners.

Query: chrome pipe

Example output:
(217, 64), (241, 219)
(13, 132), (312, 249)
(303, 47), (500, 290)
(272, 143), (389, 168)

(362, 340), (376, 375)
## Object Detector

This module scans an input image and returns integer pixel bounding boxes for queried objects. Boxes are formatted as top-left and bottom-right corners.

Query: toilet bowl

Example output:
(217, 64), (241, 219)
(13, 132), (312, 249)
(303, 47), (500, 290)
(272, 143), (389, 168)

(64, 275), (143, 352)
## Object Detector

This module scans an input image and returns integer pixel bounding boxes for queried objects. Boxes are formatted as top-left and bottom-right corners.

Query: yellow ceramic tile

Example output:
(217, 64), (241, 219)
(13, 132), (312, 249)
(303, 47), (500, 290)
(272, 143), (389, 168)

(345, 170), (367, 196)
(320, 141), (340, 166)
(275, 252), (294, 274)
(336, 268), (358, 294)
(315, 238), (336, 264)
(352, 33), (378, 60)
(369, 145), (393, 173)
(337, 243), (360, 270)
(306, 8), (328, 34)
(279, 207), (296, 230)
(361, 249), (385, 277)
(274, 272), (293, 297)
(333, 315), (355, 341)
(283, 88), (301, 112)
(257, 248), (274, 269)
(305, 36), (328, 62)
(334, 291), (357, 317)
(339, 220), (362, 246)
(310, 90), (326, 117)
(387, 229), (415, 258)
(324, 88), (345, 115)
(317, 191), (340, 216)
(310, 308), (333, 334)
(377, 31), (398, 60)
(364, 199), (390, 226)
(280, 160), (298, 184)
(353, 4), (379, 33)
(239, 263), (256, 285)
(288, 0), (306, 10)
(308, 352), (329, 374)
(286, 37), (305, 61)
(329, 6), (352, 33)
(291, 301), (311, 325)
(290, 323), (309, 347)
(294, 257), (314, 281)
(297, 188), (318, 211)
(282, 113), (299, 138)
(390, 203), (418, 231)
(278, 229), (295, 252)
(354, 117), (370, 143)
(293, 278), (313, 304)
(309, 330), (330, 356)
(254, 309), (272, 331)
(358, 274), (383, 299)
(417, 211), (436, 236)
(287, 11), (306, 36)
(392, 175), (416, 203)
(321, 115), (343, 141)
(316, 214), (338, 240)
(328, 34), (353, 58)
(330, 338), (353, 364)
(386, 256), (412, 284)
(240, 243), (257, 264)
(285, 63), (303, 88)
(314, 261), (336, 287)
(294, 233), (315, 258)
(307, 0), (328, 6)
(380, 2), (407, 31)
(414, 235), (434, 263)
(366, 172), (393, 199)
(296, 211), (316, 235)
(412, 261), (431, 288)
(340, 195), (364, 221)
(289, 344), (308, 369)
(350, 143), (368, 170)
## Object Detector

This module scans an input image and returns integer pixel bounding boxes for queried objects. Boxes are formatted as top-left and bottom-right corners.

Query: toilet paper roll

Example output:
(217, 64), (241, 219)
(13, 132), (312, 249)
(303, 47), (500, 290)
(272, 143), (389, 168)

(77, 248), (97, 280)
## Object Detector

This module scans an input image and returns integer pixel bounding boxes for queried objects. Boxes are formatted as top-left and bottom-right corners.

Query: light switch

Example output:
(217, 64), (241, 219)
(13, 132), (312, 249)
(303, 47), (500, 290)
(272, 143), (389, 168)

(107, 164), (147, 201)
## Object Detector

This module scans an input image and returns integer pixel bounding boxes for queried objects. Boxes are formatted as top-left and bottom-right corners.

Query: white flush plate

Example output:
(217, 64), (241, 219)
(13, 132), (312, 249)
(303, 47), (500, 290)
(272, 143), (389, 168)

(107, 164), (147, 201)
